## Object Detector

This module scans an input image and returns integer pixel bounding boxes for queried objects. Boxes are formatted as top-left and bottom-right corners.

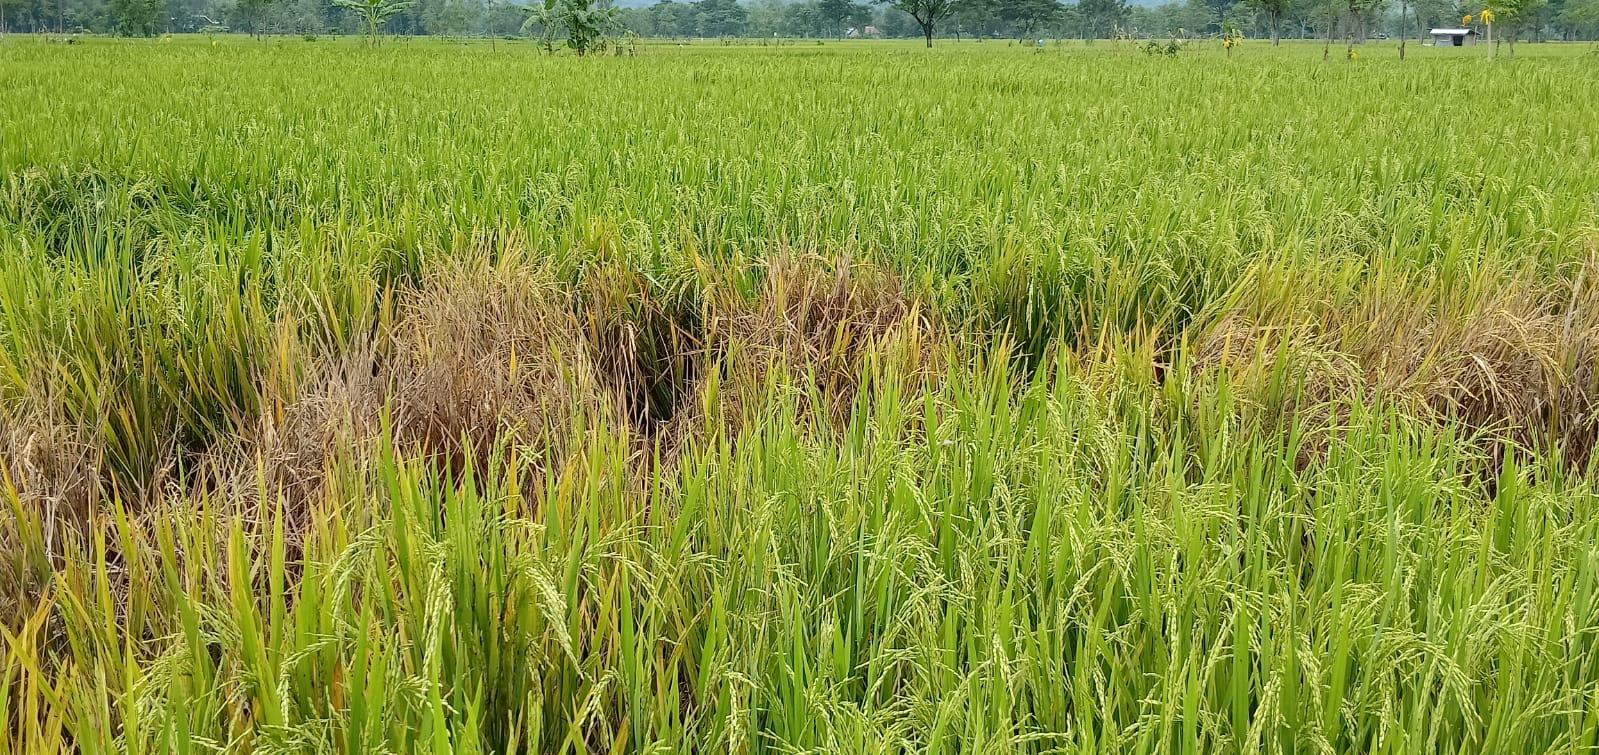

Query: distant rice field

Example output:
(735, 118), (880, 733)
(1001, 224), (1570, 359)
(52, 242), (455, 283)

(3, 37), (1599, 754)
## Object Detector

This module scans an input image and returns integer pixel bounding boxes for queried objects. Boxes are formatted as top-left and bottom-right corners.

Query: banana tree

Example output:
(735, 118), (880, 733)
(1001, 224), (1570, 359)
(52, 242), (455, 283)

(334, 0), (415, 44)
(523, 0), (617, 56)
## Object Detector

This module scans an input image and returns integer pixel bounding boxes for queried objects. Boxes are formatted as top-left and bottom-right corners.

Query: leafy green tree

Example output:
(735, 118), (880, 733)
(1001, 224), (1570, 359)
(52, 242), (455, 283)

(477, 0), (524, 35)
(1558, 0), (1599, 36)
(287, 0), (326, 33)
(233, 0), (278, 36)
(1487, 0), (1547, 49)
(109, 0), (161, 33)
(648, 0), (692, 34)
(743, 0), (786, 36)
(1200, 0), (1238, 26)
(947, 0), (990, 36)
(426, 0), (469, 35)
(874, 3), (923, 34)
(1407, 0), (1450, 37)
(818, 0), (855, 34)
(693, 0), (745, 35)
(1246, 0), (1290, 42)
(526, 0), (614, 53)
(1341, 0), (1379, 49)
(165, 0), (225, 31)
(882, 0), (956, 45)
(334, 0), (412, 41)
(1127, 0), (1214, 36)
(998, 0), (1059, 39)
(1077, 0), (1127, 36)
(613, 4), (650, 33)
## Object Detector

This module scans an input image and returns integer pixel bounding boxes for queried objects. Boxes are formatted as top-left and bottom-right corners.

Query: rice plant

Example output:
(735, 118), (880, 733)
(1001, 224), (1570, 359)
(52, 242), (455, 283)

(3, 37), (1599, 754)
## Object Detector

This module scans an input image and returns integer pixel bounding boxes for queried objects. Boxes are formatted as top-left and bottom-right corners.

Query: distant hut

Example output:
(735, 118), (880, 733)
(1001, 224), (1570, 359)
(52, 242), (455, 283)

(1430, 28), (1478, 46)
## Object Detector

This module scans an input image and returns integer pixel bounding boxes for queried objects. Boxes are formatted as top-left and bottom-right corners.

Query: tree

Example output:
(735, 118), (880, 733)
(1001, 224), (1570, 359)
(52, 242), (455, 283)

(1395, 0), (1409, 56)
(1076, 0), (1127, 36)
(693, 0), (745, 35)
(1200, 0), (1237, 27)
(818, 0), (854, 35)
(526, 0), (615, 53)
(334, 0), (412, 41)
(1487, 0), (1548, 51)
(288, 0), (327, 33)
(233, 0), (277, 36)
(875, 3), (925, 35)
(1408, 0), (1453, 35)
(426, 0), (469, 35)
(110, 0), (162, 34)
(1221, 15), (1243, 47)
(0, 0), (18, 37)
(949, 0), (992, 36)
(997, 0), (1059, 40)
(882, 0), (956, 45)
(1558, 0), (1599, 36)
(1246, 0), (1289, 42)
(647, 0), (692, 35)
(1341, 0), (1378, 50)
(743, 0), (786, 36)
(1128, 0), (1215, 36)
(613, 4), (649, 33)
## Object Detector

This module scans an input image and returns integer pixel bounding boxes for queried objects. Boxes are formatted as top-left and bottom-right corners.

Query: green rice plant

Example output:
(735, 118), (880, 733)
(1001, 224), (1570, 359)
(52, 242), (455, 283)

(2, 38), (1599, 755)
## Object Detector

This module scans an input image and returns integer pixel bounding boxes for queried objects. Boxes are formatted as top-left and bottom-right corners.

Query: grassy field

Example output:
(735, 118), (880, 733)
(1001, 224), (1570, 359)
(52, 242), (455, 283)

(3, 36), (1599, 754)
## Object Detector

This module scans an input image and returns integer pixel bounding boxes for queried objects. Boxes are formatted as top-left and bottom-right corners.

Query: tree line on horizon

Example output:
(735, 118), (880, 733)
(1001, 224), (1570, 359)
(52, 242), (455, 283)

(1, 0), (1595, 44)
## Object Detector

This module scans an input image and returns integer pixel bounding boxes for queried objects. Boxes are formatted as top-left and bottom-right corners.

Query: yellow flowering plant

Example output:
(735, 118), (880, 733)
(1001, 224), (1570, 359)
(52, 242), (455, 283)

(1221, 22), (1244, 55)
(1481, 8), (1496, 58)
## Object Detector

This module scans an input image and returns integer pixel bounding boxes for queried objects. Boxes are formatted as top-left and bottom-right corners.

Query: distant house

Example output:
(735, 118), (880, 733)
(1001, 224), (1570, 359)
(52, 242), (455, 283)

(1430, 28), (1478, 46)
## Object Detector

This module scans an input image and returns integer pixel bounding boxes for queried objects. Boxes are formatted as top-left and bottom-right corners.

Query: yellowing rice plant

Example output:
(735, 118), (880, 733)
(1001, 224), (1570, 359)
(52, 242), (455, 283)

(3, 37), (1599, 754)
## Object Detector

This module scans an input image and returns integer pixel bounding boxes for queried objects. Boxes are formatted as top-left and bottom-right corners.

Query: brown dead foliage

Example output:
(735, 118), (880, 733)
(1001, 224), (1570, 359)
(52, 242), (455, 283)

(578, 260), (701, 431)
(243, 254), (947, 510)
(1193, 256), (1599, 467)
(680, 254), (944, 440)
(1, 403), (115, 628)
(241, 263), (612, 510)
(0, 406), (103, 544)
(1, 406), (104, 629)
(394, 264), (606, 470)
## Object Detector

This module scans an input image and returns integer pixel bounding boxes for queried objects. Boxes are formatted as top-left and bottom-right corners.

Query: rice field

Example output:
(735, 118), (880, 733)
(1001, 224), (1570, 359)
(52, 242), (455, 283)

(4, 36), (1599, 754)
